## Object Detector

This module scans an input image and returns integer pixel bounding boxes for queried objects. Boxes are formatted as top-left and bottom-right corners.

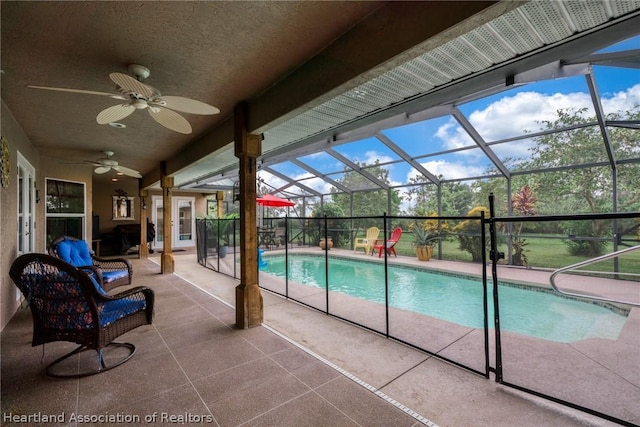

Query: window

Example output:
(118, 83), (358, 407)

(45, 179), (85, 247)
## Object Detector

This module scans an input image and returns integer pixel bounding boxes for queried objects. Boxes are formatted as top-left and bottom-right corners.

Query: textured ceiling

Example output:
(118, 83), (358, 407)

(2, 1), (638, 191)
(0, 0), (386, 181)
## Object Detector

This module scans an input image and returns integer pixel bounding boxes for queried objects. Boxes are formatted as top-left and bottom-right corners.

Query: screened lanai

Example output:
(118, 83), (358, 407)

(195, 3), (640, 425)
(185, 1), (640, 226)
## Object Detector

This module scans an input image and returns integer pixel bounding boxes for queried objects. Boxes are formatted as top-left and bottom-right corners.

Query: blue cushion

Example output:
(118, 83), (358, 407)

(99, 298), (146, 327)
(102, 270), (129, 284)
(86, 272), (108, 296)
(56, 238), (93, 267)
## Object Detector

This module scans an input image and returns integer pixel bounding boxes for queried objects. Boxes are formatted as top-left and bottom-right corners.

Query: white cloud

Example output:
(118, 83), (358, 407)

(435, 119), (474, 150)
(601, 83), (640, 115)
(353, 150), (394, 167)
(294, 175), (333, 195)
(434, 85), (640, 162)
(467, 91), (594, 143)
(408, 159), (485, 181)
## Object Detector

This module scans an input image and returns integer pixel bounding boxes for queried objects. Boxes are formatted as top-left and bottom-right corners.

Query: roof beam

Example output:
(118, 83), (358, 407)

(375, 132), (440, 185)
(326, 148), (390, 190)
(585, 72), (616, 169)
(262, 166), (322, 197)
(451, 107), (510, 178)
(290, 159), (352, 195)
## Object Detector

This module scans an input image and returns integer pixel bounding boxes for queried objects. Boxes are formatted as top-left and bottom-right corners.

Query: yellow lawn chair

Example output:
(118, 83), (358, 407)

(353, 227), (380, 255)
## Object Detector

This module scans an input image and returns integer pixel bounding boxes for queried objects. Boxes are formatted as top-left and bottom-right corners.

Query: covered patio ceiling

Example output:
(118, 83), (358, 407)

(1, 1), (638, 193)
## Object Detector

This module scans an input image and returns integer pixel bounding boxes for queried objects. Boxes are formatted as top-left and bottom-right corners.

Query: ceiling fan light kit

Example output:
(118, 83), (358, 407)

(28, 64), (219, 134)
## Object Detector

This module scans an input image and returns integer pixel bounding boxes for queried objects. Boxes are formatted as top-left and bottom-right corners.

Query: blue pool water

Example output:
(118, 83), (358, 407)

(261, 255), (628, 343)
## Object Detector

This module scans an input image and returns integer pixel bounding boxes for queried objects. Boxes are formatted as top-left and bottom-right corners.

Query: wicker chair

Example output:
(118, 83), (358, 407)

(49, 235), (132, 292)
(9, 253), (154, 378)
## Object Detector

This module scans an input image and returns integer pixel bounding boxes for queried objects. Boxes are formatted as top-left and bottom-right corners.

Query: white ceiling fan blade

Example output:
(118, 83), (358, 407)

(112, 165), (142, 178)
(96, 104), (135, 124)
(94, 166), (111, 174)
(27, 85), (116, 97)
(148, 107), (192, 134)
(157, 96), (220, 115)
(109, 73), (154, 98)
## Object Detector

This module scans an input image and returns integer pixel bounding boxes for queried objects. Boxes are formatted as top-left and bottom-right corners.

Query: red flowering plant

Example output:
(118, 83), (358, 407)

(511, 185), (537, 266)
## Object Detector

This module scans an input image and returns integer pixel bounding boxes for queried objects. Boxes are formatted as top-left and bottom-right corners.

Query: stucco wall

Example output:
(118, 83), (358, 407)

(1, 99), (209, 331)
(1, 101), (95, 331)
(1, 101), (39, 330)
(93, 179), (140, 235)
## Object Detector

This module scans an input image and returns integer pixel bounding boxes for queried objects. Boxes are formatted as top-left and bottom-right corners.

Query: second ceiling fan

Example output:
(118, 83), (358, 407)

(29, 64), (219, 134)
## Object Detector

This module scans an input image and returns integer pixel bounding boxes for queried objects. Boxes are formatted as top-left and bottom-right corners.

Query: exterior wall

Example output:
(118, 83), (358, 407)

(0, 101), (209, 331)
(93, 179), (140, 235)
(1, 101), (94, 331)
(1, 101), (39, 330)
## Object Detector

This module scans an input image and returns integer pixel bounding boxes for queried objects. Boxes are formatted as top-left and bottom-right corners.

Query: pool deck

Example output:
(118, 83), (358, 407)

(197, 247), (639, 426)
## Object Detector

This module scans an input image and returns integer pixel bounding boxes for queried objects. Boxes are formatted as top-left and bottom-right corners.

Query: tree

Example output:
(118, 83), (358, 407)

(404, 175), (438, 215)
(521, 106), (640, 256)
(405, 176), (475, 217)
(330, 161), (402, 221)
(309, 202), (350, 247)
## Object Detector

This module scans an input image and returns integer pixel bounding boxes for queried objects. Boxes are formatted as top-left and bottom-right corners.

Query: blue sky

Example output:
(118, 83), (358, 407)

(260, 34), (640, 199)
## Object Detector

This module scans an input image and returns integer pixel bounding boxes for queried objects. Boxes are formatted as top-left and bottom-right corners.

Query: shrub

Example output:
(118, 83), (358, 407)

(453, 206), (490, 262)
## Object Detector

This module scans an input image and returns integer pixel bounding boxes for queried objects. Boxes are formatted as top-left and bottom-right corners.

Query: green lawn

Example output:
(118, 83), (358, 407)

(394, 234), (640, 275)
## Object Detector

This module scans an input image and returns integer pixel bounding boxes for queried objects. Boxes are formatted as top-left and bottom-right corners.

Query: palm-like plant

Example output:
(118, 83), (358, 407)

(410, 215), (446, 261)
(411, 225), (441, 248)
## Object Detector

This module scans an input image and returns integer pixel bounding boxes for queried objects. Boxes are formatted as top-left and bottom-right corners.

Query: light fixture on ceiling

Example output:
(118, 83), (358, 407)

(109, 122), (126, 128)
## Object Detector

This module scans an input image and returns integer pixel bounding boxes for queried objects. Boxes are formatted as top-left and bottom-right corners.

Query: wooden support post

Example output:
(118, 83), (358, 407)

(217, 191), (224, 218)
(234, 102), (263, 328)
(160, 170), (174, 274)
(139, 189), (149, 259)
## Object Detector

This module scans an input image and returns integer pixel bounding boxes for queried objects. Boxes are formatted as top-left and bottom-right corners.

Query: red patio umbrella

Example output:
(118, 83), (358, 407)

(256, 194), (295, 207)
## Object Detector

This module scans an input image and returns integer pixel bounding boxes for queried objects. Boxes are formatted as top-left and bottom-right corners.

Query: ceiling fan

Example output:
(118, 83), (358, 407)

(28, 64), (219, 134)
(79, 151), (142, 178)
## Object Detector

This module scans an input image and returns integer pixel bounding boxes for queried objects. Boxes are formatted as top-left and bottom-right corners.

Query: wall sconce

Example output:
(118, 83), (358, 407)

(141, 197), (147, 210)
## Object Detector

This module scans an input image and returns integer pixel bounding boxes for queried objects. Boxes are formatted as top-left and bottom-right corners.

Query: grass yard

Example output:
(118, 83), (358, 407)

(393, 233), (640, 275)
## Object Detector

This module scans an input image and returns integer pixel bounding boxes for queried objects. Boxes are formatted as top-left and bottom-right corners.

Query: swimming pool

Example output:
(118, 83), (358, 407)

(261, 254), (628, 343)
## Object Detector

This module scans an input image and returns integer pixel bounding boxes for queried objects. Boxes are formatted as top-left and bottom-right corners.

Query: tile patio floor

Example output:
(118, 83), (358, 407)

(1, 250), (632, 426)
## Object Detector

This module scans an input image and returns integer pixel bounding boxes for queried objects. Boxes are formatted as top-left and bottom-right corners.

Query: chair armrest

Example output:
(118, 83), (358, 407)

(92, 256), (133, 277)
(96, 286), (155, 322)
(77, 264), (105, 286)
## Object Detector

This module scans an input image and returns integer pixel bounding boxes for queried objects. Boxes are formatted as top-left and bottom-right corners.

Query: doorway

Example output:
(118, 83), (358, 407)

(16, 152), (36, 256)
(151, 196), (195, 251)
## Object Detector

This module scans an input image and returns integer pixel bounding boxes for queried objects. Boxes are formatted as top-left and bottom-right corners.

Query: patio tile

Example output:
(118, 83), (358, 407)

(244, 391), (360, 427)
(152, 294), (214, 329)
(158, 317), (235, 350)
(236, 325), (294, 355)
(104, 383), (214, 425)
(171, 334), (265, 381)
(316, 375), (416, 427)
(77, 351), (190, 414)
(192, 356), (287, 403)
(205, 369), (310, 426)
(287, 358), (343, 389)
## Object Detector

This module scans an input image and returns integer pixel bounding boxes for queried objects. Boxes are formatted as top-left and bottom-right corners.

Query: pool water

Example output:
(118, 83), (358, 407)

(261, 255), (628, 343)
